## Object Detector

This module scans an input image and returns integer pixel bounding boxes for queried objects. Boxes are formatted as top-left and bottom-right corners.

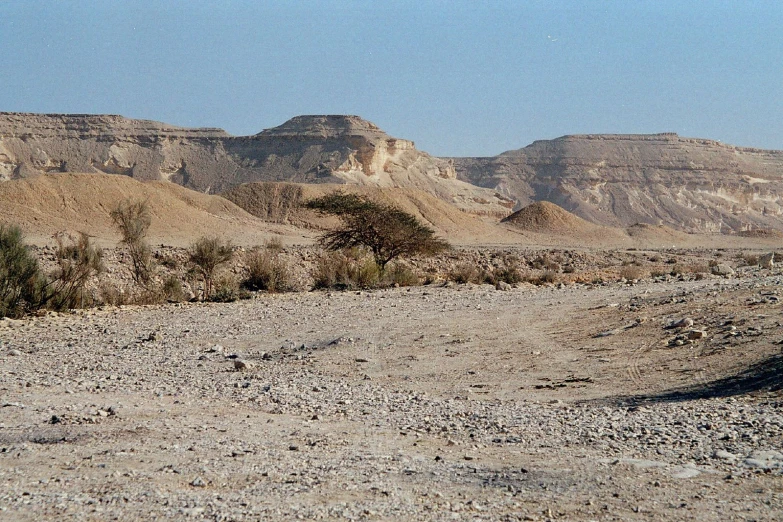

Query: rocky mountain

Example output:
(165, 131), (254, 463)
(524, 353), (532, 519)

(453, 133), (783, 233)
(0, 113), (512, 217)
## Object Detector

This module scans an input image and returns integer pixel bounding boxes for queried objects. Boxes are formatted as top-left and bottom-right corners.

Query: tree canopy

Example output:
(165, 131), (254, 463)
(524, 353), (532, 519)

(305, 192), (450, 268)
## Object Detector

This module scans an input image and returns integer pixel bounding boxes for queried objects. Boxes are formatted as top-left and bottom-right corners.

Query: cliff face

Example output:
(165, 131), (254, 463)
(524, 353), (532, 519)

(453, 133), (783, 233)
(0, 113), (511, 216)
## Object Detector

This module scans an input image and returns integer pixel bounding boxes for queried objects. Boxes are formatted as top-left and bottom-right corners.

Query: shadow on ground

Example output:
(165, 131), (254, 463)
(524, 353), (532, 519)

(598, 352), (783, 406)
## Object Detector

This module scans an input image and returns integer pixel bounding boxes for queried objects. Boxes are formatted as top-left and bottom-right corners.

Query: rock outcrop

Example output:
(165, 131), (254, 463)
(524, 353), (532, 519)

(0, 113), (513, 217)
(453, 133), (783, 233)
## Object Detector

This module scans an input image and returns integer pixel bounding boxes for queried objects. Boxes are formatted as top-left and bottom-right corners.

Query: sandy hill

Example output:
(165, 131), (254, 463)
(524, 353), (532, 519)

(0, 112), (512, 218)
(452, 133), (783, 233)
(0, 173), (305, 247)
(222, 181), (516, 245)
(501, 201), (602, 234)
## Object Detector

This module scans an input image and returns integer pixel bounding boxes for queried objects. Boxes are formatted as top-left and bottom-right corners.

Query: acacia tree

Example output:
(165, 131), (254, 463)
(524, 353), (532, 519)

(305, 192), (450, 269)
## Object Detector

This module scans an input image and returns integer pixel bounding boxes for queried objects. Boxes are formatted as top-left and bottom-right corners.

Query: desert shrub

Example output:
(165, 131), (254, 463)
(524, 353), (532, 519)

(242, 249), (293, 293)
(110, 199), (154, 285)
(210, 274), (245, 303)
(448, 262), (481, 284)
(305, 192), (450, 269)
(47, 232), (103, 310)
(162, 276), (186, 302)
(383, 263), (420, 287)
(650, 269), (668, 278)
(157, 253), (181, 270)
(741, 253), (759, 266)
(312, 251), (351, 290)
(97, 281), (128, 306)
(189, 236), (233, 300)
(708, 259), (719, 267)
(0, 224), (47, 318)
(536, 270), (558, 285)
(311, 250), (382, 290)
(619, 265), (645, 281)
(493, 266), (523, 285)
(530, 255), (560, 271)
(686, 263), (710, 274)
(264, 237), (284, 254)
(351, 257), (382, 288)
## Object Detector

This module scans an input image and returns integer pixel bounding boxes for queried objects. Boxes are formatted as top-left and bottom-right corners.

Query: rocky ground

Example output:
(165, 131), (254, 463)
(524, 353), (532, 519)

(1, 257), (782, 521)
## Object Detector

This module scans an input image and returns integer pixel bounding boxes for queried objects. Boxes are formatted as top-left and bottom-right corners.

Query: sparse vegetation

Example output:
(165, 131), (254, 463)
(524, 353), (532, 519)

(305, 192), (450, 270)
(188, 236), (233, 300)
(619, 265), (645, 281)
(241, 246), (293, 293)
(110, 199), (155, 286)
(0, 224), (46, 318)
(311, 249), (385, 290)
(47, 232), (104, 310)
(448, 262), (481, 284)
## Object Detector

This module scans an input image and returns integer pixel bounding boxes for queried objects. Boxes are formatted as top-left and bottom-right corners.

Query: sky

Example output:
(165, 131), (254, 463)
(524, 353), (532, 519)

(0, 0), (781, 156)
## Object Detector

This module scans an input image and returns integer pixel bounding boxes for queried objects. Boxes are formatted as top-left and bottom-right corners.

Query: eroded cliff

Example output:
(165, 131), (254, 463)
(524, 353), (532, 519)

(453, 133), (783, 232)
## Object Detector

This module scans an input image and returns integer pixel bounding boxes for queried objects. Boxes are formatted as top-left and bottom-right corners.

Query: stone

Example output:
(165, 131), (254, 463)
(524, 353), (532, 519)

(711, 264), (735, 276)
(190, 477), (206, 487)
(495, 281), (512, 291)
(234, 360), (253, 371)
(759, 252), (774, 269)
(713, 450), (737, 460)
(687, 330), (707, 340)
(667, 317), (694, 329)
(8, 349), (22, 356)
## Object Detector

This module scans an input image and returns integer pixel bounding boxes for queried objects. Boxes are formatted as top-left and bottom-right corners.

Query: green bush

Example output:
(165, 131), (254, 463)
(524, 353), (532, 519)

(47, 232), (103, 310)
(189, 236), (233, 300)
(242, 249), (293, 293)
(0, 224), (46, 318)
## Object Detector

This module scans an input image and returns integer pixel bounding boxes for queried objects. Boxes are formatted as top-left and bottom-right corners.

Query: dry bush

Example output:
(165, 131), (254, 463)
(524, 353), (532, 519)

(264, 237), (284, 254)
(312, 251), (352, 289)
(311, 250), (381, 290)
(686, 263), (710, 274)
(162, 276), (186, 302)
(242, 249), (293, 293)
(97, 281), (128, 306)
(535, 270), (558, 285)
(211, 274), (242, 303)
(741, 253), (759, 266)
(47, 232), (103, 310)
(448, 262), (481, 284)
(619, 265), (646, 281)
(383, 263), (420, 287)
(0, 223), (47, 318)
(189, 236), (233, 300)
(110, 199), (154, 285)
(493, 266), (523, 285)
(530, 255), (560, 272)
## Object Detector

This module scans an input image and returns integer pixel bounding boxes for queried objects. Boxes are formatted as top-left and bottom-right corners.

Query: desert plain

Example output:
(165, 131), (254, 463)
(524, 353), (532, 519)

(1, 113), (782, 521)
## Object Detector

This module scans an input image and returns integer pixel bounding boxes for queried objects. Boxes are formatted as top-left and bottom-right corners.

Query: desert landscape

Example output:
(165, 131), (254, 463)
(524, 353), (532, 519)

(1, 112), (782, 521)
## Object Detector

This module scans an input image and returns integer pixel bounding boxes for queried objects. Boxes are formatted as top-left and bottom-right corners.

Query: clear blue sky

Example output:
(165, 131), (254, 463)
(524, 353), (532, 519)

(1, 1), (780, 156)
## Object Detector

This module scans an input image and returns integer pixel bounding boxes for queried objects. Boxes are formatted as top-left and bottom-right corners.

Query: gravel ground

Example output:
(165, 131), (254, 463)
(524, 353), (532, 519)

(1, 271), (782, 521)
